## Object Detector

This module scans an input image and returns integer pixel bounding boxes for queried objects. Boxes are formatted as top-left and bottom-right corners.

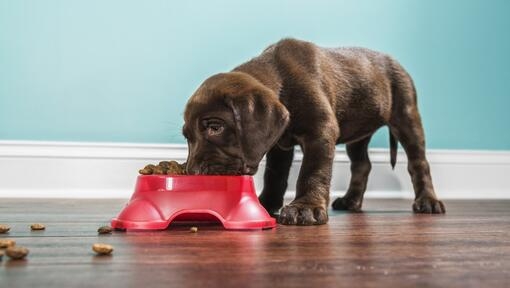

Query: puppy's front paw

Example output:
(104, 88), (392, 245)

(413, 196), (446, 214)
(278, 203), (328, 225)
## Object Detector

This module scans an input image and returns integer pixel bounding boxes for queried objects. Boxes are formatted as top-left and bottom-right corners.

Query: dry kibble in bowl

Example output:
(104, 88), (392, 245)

(30, 223), (46, 230)
(158, 161), (172, 168)
(139, 164), (157, 175)
(153, 165), (166, 175)
(97, 226), (113, 234)
(6, 246), (29, 260)
(0, 224), (10, 233)
(92, 243), (114, 255)
(166, 161), (186, 175)
(139, 161), (186, 175)
(0, 239), (16, 248)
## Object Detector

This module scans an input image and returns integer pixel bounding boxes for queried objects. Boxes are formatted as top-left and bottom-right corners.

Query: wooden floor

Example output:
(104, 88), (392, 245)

(0, 199), (509, 288)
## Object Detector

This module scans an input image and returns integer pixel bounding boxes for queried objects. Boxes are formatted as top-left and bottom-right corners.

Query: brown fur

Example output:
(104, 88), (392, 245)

(183, 38), (445, 225)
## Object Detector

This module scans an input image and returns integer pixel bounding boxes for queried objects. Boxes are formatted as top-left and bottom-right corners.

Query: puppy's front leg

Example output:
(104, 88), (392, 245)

(259, 145), (295, 216)
(278, 136), (336, 225)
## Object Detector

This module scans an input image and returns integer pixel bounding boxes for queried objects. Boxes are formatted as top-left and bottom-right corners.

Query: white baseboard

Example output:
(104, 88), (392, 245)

(0, 140), (509, 199)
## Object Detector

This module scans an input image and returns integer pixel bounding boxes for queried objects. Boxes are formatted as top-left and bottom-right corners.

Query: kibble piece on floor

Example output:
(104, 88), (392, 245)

(30, 223), (46, 230)
(97, 226), (113, 234)
(190, 227), (198, 233)
(6, 246), (29, 260)
(0, 224), (10, 233)
(0, 239), (16, 248)
(92, 243), (114, 255)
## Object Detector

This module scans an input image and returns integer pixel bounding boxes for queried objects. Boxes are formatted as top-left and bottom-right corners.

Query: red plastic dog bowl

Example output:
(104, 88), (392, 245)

(111, 175), (276, 230)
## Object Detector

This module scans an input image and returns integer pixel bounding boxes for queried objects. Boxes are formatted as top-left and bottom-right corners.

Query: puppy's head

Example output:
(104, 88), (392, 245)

(183, 72), (289, 175)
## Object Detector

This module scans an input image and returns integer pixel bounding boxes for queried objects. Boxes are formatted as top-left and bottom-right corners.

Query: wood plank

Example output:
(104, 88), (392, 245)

(1, 199), (509, 287)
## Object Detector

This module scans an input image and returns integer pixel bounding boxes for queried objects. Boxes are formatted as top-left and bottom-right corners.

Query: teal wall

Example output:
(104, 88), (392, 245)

(1, 0), (509, 149)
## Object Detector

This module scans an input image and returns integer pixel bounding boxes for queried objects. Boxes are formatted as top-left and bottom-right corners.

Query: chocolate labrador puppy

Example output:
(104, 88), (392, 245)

(182, 38), (445, 225)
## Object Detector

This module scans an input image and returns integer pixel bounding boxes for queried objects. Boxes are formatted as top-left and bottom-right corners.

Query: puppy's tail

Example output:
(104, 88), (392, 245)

(389, 129), (398, 170)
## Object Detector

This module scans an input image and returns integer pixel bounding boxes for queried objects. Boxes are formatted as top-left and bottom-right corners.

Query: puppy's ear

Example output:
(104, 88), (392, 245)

(225, 90), (289, 173)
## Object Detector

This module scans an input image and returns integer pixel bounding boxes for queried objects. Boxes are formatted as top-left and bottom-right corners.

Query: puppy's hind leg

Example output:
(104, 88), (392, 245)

(258, 145), (294, 216)
(390, 109), (445, 214)
(332, 136), (372, 212)
(388, 59), (445, 213)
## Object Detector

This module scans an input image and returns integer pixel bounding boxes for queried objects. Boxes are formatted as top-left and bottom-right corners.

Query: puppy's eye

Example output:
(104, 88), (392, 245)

(207, 123), (224, 136)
